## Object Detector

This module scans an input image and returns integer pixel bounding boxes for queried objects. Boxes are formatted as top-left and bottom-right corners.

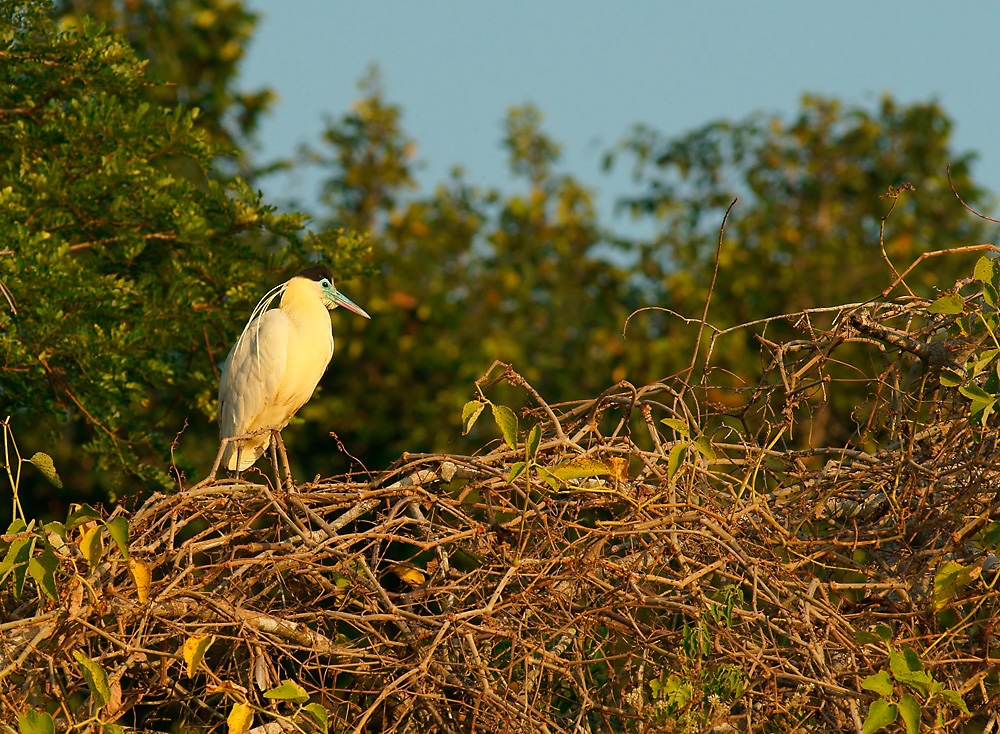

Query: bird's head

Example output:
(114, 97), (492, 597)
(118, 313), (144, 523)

(292, 265), (371, 319)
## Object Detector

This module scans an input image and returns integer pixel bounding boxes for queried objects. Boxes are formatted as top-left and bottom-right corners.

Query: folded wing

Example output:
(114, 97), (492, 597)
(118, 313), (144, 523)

(218, 310), (290, 471)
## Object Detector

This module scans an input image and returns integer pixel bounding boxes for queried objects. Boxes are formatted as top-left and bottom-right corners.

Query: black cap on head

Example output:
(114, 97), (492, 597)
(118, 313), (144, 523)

(295, 264), (334, 282)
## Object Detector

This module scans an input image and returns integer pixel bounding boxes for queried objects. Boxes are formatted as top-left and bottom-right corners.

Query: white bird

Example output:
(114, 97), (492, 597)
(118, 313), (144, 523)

(218, 265), (370, 472)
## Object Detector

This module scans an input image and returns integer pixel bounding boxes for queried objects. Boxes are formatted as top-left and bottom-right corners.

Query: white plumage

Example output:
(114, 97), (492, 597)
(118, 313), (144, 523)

(218, 265), (369, 472)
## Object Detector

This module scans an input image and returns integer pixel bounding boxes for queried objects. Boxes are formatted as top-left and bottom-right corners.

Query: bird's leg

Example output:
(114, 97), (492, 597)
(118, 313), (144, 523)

(271, 429), (294, 492)
(234, 440), (245, 481)
(267, 435), (284, 496)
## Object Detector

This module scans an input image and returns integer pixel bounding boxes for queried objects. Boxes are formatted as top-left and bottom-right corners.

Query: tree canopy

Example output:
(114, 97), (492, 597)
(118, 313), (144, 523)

(1, 0), (996, 513)
(0, 2), (366, 510)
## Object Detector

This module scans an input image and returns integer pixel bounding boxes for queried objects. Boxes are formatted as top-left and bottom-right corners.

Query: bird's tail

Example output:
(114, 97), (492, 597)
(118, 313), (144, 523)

(222, 434), (271, 472)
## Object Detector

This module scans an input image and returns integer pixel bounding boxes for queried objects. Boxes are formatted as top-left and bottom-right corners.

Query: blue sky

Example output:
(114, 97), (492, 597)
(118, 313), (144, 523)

(241, 2), (1000, 223)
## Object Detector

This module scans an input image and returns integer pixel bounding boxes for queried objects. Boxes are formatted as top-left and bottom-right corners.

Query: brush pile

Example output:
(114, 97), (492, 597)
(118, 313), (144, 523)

(4, 261), (1000, 733)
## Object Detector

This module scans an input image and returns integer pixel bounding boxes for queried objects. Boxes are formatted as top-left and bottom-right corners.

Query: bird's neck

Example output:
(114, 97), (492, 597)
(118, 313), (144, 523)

(279, 281), (331, 327)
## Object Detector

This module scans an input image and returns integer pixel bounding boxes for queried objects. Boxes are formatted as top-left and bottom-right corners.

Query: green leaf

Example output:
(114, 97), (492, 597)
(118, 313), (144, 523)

(661, 674), (693, 708)
(975, 521), (1000, 550)
(66, 504), (102, 531)
(898, 693), (920, 734)
(959, 383), (993, 401)
(959, 382), (996, 421)
(491, 404), (518, 449)
(854, 629), (882, 645)
(27, 452), (62, 489)
(461, 400), (486, 434)
(102, 725), (125, 734)
(985, 283), (999, 309)
(890, 648), (935, 697)
(536, 466), (561, 492)
(861, 670), (893, 698)
(939, 689), (970, 714)
(28, 545), (59, 601)
(1, 536), (33, 598)
(862, 699), (897, 734)
(507, 461), (527, 485)
(933, 560), (977, 609)
(550, 458), (610, 482)
(43, 521), (67, 540)
(987, 363), (1000, 394)
(73, 650), (110, 709)
(264, 679), (310, 703)
(667, 443), (686, 481)
(974, 349), (1000, 374)
(908, 642), (931, 665)
(872, 624), (893, 641)
(927, 294), (965, 314)
(5, 518), (29, 535)
(660, 418), (689, 438)
(938, 368), (963, 387)
(692, 436), (716, 461)
(105, 517), (130, 560)
(526, 424), (541, 461)
(889, 646), (922, 675)
(899, 670), (937, 697)
(974, 255), (995, 284)
(17, 708), (54, 734)
(304, 703), (329, 733)
(0, 535), (31, 578)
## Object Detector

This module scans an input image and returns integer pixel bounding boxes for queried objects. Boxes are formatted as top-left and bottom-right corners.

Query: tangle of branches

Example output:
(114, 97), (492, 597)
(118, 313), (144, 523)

(4, 258), (1000, 733)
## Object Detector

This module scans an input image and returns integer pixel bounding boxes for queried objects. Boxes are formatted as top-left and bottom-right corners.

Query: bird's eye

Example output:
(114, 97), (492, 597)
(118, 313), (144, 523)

(320, 278), (331, 288)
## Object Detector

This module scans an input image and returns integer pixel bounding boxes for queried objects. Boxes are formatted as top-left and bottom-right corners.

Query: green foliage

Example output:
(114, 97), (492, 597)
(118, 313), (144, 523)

(4, 0), (1000, 525)
(0, 2), (363, 503)
(17, 708), (55, 734)
(608, 94), (998, 444)
(4, 417), (60, 521)
(263, 679), (310, 703)
(860, 645), (969, 733)
(297, 78), (998, 479)
(612, 94), (994, 319)
(311, 66), (417, 234)
(53, 0), (272, 157)
(73, 650), (111, 711)
(634, 586), (747, 730)
(27, 452), (61, 488)
(301, 84), (641, 475)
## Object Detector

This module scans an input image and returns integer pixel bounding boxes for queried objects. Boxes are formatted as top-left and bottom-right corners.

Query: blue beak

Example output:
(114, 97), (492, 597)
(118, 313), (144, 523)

(330, 289), (370, 319)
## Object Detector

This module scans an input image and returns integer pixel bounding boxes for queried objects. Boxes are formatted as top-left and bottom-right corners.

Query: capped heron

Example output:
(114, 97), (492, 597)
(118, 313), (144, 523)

(218, 265), (370, 472)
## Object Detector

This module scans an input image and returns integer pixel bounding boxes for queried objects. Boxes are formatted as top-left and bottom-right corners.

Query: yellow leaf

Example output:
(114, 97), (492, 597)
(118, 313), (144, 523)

(28, 451), (62, 488)
(933, 560), (979, 610)
(461, 400), (485, 434)
(391, 564), (425, 587)
(207, 680), (248, 696)
(550, 458), (611, 482)
(660, 418), (689, 438)
(129, 560), (151, 604)
(227, 702), (254, 734)
(183, 635), (215, 678)
(608, 457), (629, 483)
(78, 525), (104, 570)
